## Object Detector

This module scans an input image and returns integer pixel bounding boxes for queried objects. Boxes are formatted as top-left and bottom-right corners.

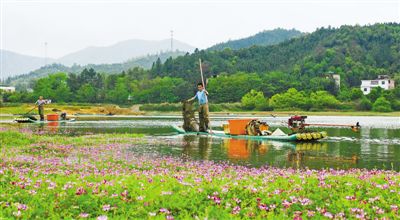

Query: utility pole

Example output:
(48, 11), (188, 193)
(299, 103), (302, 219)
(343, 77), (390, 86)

(44, 42), (48, 66)
(170, 30), (173, 52)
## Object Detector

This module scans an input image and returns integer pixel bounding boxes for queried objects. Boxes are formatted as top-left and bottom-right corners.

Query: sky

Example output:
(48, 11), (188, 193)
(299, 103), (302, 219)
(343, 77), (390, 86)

(1, 0), (399, 59)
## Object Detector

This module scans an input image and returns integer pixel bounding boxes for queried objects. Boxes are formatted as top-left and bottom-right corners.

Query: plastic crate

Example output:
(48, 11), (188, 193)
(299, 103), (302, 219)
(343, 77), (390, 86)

(228, 119), (253, 135)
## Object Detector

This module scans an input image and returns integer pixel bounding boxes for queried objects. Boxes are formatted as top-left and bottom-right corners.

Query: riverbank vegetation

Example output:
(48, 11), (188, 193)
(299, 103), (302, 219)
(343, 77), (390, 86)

(0, 127), (399, 219)
(1, 102), (400, 117)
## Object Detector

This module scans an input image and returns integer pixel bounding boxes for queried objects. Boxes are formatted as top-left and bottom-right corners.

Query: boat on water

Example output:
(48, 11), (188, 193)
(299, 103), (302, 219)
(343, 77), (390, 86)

(14, 117), (76, 123)
(172, 125), (327, 142)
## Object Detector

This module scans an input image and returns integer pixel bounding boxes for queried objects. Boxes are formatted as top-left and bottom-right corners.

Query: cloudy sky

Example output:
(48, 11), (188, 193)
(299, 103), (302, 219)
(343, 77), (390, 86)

(1, 0), (399, 58)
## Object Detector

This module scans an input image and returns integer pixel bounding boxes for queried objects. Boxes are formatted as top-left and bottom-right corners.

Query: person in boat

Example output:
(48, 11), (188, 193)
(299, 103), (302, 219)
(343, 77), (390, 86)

(187, 83), (210, 132)
(35, 96), (50, 121)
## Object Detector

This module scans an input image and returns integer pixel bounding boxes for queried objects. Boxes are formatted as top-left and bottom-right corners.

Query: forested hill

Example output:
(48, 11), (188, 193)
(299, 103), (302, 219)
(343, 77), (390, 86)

(152, 23), (400, 88)
(6, 51), (186, 89)
(4, 23), (400, 111)
(208, 28), (303, 50)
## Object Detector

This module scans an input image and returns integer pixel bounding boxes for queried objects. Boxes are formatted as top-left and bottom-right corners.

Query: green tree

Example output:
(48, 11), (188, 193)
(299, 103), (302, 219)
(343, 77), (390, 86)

(350, 88), (363, 100)
(269, 88), (308, 110)
(33, 72), (72, 102)
(367, 87), (383, 102)
(309, 91), (341, 110)
(357, 96), (372, 111)
(241, 90), (268, 110)
(76, 84), (97, 103)
(106, 78), (129, 104)
(132, 77), (185, 103)
(207, 72), (262, 103)
(372, 97), (392, 112)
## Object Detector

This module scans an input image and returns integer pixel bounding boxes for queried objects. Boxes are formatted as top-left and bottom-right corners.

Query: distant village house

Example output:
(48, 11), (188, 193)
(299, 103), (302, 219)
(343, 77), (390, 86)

(360, 75), (395, 95)
(325, 72), (341, 89)
(0, 86), (16, 93)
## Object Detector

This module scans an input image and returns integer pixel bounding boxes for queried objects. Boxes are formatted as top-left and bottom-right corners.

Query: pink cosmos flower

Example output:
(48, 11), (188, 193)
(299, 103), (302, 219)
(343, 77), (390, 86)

(97, 215), (107, 220)
(232, 206), (241, 215)
(258, 204), (268, 211)
(323, 212), (333, 219)
(336, 212), (345, 218)
(75, 187), (87, 195)
(299, 198), (312, 206)
(48, 182), (56, 190)
(79, 213), (89, 218)
(233, 198), (241, 204)
(13, 211), (21, 217)
(159, 208), (170, 214)
(282, 200), (292, 208)
(293, 211), (302, 220)
(102, 204), (110, 211)
(17, 203), (27, 210)
(121, 190), (128, 197)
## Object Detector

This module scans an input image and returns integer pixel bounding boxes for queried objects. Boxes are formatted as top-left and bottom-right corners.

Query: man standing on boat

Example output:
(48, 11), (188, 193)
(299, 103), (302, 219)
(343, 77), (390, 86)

(187, 83), (210, 132)
(35, 96), (50, 121)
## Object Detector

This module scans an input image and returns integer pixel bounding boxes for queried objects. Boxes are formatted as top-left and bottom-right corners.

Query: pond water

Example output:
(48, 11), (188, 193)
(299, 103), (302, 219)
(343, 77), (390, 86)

(2, 115), (400, 170)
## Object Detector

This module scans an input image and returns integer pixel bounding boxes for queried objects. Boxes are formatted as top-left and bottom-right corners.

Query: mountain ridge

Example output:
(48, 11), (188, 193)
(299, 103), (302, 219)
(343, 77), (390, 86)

(1, 38), (196, 78)
(208, 28), (303, 51)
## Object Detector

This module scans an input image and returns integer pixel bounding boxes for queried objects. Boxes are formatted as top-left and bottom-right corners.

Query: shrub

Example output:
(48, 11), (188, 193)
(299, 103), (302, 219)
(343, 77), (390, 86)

(358, 97), (372, 111)
(241, 90), (268, 110)
(309, 91), (341, 110)
(269, 88), (308, 110)
(372, 97), (392, 112)
(350, 88), (363, 100)
(390, 100), (400, 111)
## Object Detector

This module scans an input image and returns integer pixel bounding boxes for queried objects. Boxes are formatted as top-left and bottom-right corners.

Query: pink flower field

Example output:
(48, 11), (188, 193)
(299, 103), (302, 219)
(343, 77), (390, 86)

(0, 127), (399, 219)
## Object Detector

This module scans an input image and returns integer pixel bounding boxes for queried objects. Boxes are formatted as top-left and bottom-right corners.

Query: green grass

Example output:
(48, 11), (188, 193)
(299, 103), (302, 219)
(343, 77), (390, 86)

(0, 130), (35, 147)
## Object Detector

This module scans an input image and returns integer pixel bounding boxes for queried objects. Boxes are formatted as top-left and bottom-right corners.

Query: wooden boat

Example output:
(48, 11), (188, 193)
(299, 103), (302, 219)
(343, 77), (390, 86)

(14, 118), (76, 123)
(172, 125), (326, 142)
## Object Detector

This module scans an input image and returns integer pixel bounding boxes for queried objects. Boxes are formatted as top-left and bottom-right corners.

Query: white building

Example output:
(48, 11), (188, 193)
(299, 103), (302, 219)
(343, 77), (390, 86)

(325, 72), (341, 89)
(332, 74), (340, 89)
(0, 86), (16, 93)
(360, 75), (395, 95)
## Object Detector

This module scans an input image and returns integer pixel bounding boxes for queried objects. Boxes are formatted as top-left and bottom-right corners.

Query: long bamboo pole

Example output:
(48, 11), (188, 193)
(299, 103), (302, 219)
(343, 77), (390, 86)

(198, 58), (212, 133)
(199, 59), (205, 89)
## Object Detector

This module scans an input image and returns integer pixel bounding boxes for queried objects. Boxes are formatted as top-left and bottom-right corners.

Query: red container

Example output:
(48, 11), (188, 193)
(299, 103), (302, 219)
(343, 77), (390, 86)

(47, 114), (59, 121)
(228, 119), (253, 135)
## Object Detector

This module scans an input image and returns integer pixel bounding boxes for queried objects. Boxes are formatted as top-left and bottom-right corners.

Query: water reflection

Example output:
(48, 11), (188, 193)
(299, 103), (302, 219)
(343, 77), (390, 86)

(173, 132), (399, 170)
(3, 117), (400, 170)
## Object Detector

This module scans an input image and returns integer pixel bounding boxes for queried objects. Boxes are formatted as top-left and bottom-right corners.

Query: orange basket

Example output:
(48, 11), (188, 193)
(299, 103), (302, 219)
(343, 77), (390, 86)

(228, 119), (253, 135)
(47, 114), (59, 121)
